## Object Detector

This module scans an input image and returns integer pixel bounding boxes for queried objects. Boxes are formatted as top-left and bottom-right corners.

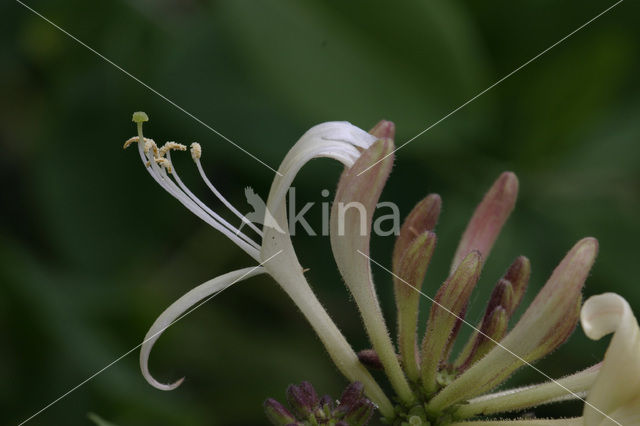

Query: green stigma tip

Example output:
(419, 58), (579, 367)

(132, 111), (149, 123)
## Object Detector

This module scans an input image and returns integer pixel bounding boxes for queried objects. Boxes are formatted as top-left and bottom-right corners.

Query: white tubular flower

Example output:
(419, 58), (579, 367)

(581, 293), (640, 425)
(124, 112), (394, 417)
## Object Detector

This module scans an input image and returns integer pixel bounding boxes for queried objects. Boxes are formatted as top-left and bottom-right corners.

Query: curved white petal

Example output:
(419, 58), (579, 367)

(264, 121), (376, 221)
(259, 122), (394, 417)
(580, 293), (640, 426)
(140, 267), (265, 390)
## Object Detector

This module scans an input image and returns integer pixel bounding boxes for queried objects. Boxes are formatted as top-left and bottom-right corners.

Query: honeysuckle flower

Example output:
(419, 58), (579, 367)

(580, 293), (640, 425)
(125, 111), (393, 415)
(124, 112), (637, 425)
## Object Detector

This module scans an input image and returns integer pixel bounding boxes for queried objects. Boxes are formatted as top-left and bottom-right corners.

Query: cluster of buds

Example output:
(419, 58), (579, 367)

(264, 382), (374, 426)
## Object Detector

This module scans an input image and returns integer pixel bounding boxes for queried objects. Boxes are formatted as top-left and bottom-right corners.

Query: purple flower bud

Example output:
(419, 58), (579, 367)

(338, 381), (366, 412)
(357, 349), (384, 370)
(484, 279), (514, 321)
(501, 256), (530, 316)
(319, 394), (334, 412)
(342, 399), (375, 426)
(286, 381), (319, 418)
(264, 398), (297, 426)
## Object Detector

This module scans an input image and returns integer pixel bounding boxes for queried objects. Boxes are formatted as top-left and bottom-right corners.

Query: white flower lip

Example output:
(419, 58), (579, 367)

(140, 267), (266, 391)
(581, 293), (640, 426)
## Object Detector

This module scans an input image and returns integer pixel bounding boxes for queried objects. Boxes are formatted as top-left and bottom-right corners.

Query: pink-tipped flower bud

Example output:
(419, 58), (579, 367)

(451, 172), (518, 273)
(369, 120), (396, 141)
(393, 194), (442, 273)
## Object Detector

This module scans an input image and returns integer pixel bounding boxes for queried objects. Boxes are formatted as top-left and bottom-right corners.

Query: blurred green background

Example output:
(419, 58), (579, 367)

(2, 0), (639, 425)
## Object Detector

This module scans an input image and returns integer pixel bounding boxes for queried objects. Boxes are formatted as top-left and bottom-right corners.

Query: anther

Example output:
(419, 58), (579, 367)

(144, 140), (159, 156)
(123, 136), (155, 150)
(159, 142), (187, 157)
(154, 157), (173, 173)
(190, 143), (202, 161)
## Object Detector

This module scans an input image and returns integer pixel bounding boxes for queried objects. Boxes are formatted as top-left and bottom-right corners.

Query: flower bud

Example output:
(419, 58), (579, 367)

(264, 398), (297, 425)
(392, 194), (441, 272)
(357, 349), (383, 370)
(369, 120), (395, 140)
(429, 238), (598, 410)
(333, 381), (375, 425)
(337, 381), (366, 412)
(420, 251), (482, 394)
(286, 381), (319, 418)
(318, 394), (335, 414)
(462, 306), (509, 368)
(451, 172), (518, 273)
(501, 256), (530, 315)
(394, 231), (437, 381)
(342, 400), (375, 426)
(330, 138), (414, 403)
(453, 257), (529, 371)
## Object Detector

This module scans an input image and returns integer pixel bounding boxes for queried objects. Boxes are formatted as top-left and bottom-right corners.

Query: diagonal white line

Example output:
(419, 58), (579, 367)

(17, 250), (283, 426)
(15, 0), (283, 177)
(358, 0), (624, 176)
(358, 250), (622, 426)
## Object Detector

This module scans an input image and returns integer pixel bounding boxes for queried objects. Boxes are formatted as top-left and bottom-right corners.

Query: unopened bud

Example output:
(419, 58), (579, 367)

(264, 398), (297, 425)
(337, 381), (366, 413)
(395, 231), (437, 382)
(502, 256), (530, 315)
(485, 280), (514, 319)
(342, 399), (375, 426)
(393, 194), (441, 272)
(421, 251), (482, 394)
(429, 238), (598, 410)
(369, 120), (395, 141)
(357, 349), (383, 370)
(451, 172), (518, 273)
(465, 306), (509, 368)
(286, 381), (319, 418)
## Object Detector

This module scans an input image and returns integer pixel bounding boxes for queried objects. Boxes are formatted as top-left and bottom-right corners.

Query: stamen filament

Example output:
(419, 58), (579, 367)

(168, 152), (261, 250)
(129, 125), (261, 261)
(151, 160), (261, 260)
(193, 155), (263, 237)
